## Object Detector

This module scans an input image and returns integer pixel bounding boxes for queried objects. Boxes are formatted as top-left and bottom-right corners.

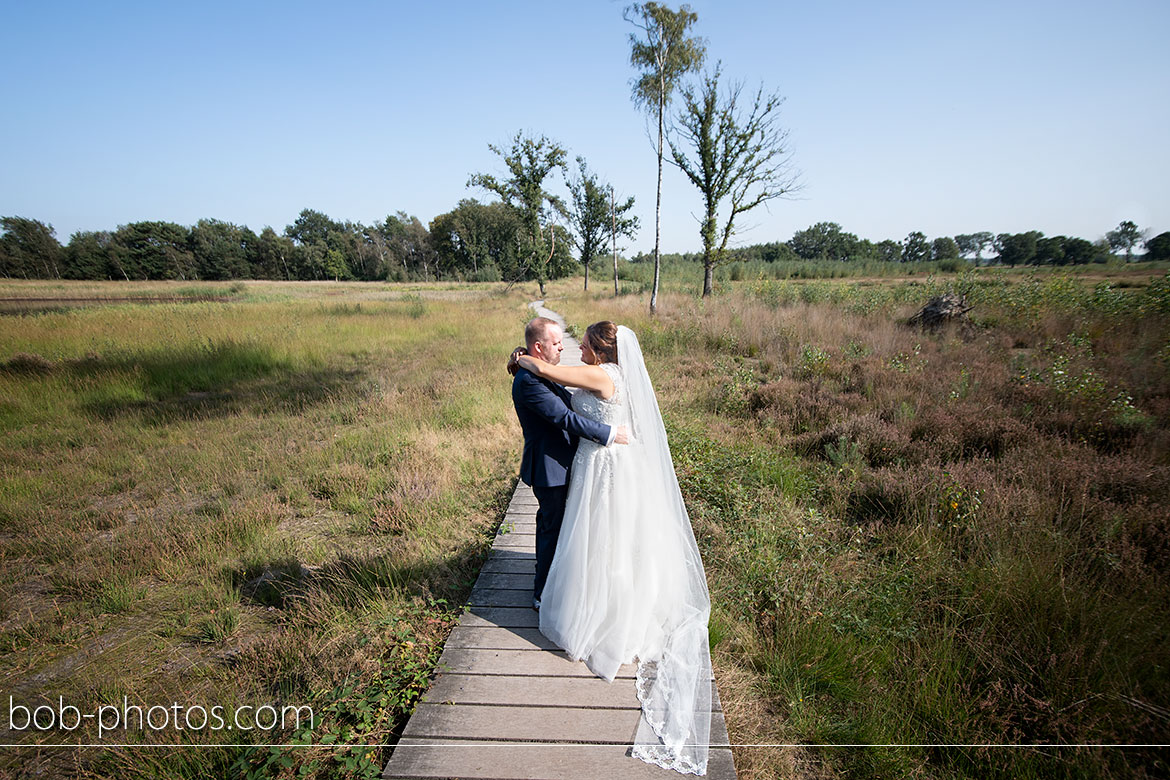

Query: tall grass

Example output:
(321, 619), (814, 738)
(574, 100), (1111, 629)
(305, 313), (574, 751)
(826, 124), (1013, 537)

(0, 280), (527, 778)
(549, 273), (1170, 779)
(611, 254), (1170, 296)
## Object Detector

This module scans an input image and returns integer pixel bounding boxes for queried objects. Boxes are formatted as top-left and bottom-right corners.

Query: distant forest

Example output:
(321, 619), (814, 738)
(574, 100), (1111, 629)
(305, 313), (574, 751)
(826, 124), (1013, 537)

(1, 210), (1166, 283)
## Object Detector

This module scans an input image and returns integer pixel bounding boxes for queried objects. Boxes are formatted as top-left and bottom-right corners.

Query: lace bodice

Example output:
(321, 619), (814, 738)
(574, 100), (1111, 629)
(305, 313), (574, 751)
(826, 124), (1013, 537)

(570, 362), (625, 427)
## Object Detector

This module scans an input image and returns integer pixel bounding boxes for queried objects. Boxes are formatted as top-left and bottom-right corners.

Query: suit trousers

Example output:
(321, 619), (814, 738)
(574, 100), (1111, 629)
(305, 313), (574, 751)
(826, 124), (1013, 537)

(531, 483), (569, 601)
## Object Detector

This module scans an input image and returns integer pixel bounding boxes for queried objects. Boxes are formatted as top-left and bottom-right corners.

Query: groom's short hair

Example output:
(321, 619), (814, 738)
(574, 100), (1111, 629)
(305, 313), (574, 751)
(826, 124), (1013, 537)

(525, 317), (559, 349)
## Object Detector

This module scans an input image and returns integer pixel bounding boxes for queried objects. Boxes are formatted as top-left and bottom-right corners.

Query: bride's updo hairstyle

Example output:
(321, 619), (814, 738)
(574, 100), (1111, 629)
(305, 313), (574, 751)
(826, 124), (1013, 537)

(584, 321), (619, 364)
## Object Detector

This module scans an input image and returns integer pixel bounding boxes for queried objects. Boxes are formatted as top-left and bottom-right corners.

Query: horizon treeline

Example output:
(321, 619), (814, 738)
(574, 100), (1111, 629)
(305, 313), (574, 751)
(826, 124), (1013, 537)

(0, 202), (574, 284)
(1, 211), (1167, 283)
(642, 221), (1170, 269)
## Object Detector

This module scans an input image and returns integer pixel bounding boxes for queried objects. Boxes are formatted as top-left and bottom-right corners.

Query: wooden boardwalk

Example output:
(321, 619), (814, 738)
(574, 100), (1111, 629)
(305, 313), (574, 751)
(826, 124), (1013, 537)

(383, 308), (736, 779)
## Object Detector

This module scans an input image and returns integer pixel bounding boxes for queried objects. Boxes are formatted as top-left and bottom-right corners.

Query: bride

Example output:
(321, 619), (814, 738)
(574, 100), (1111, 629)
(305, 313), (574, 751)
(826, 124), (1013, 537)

(514, 321), (713, 776)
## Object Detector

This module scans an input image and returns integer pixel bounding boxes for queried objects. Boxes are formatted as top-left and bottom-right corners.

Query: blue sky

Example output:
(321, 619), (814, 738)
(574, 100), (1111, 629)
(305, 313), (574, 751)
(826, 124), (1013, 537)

(2, 0), (1167, 253)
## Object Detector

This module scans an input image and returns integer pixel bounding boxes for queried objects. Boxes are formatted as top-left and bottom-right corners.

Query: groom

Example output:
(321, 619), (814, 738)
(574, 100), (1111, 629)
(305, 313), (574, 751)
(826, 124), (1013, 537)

(509, 317), (627, 610)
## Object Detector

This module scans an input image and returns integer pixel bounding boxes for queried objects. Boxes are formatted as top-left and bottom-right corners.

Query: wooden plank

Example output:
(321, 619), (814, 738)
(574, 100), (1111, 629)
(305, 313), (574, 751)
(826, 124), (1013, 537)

(493, 530), (536, 541)
(436, 647), (637, 679)
(493, 541), (534, 552)
(496, 526), (536, 534)
(445, 626), (559, 651)
(498, 514), (535, 528)
(479, 558), (536, 575)
(419, 673), (723, 713)
(402, 704), (731, 747)
(467, 589), (533, 608)
(402, 703), (647, 743)
(462, 607), (539, 628)
(384, 739), (737, 780)
(425, 662), (722, 714)
(421, 673), (640, 709)
(494, 535), (535, 545)
(498, 523), (536, 533)
(494, 533), (536, 545)
(472, 572), (533, 591)
(492, 538), (535, 551)
(486, 548), (535, 561)
(494, 528), (535, 539)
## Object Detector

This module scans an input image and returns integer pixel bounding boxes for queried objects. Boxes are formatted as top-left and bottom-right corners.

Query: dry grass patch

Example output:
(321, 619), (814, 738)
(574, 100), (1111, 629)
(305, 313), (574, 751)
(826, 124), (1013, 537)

(0, 280), (528, 778)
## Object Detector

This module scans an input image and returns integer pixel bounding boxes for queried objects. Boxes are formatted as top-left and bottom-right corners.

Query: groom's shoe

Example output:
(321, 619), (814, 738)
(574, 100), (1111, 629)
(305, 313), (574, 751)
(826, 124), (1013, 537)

(532, 597), (541, 612)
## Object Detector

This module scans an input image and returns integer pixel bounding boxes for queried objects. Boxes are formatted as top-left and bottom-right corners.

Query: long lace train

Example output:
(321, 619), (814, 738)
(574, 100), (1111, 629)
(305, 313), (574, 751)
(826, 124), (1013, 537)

(537, 327), (713, 775)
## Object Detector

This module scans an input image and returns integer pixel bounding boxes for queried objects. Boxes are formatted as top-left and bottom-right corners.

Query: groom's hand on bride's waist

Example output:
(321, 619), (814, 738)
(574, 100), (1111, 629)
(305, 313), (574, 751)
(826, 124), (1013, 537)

(613, 425), (629, 445)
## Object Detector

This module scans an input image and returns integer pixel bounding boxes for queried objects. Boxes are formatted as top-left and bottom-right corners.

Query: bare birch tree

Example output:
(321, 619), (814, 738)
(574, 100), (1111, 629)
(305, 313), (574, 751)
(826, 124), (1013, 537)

(669, 67), (800, 297)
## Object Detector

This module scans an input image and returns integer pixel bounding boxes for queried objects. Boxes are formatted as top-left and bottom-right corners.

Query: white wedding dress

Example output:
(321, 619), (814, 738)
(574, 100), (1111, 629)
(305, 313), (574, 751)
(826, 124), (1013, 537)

(538, 327), (713, 776)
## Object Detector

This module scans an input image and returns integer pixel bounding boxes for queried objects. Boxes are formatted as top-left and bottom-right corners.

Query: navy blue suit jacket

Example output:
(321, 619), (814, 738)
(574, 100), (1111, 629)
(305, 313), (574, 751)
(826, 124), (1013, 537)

(512, 367), (612, 488)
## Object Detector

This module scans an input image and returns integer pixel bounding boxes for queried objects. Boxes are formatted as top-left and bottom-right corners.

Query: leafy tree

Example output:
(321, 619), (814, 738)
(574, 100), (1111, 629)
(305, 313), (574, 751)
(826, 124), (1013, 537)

(547, 224), (578, 280)
(468, 131), (569, 295)
(1145, 231), (1170, 262)
(430, 199), (521, 281)
(1034, 236), (1065, 266)
(853, 238), (878, 261)
(901, 231), (930, 263)
(468, 202), (522, 279)
(250, 227), (297, 280)
(334, 220), (381, 281)
(63, 230), (115, 279)
(606, 186), (640, 294)
(281, 209), (336, 279)
(995, 231), (1041, 267)
(189, 218), (254, 280)
(954, 232), (993, 263)
(566, 156), (638, 291)
(954, 233), (978, 260)
(973, 232), (994, 263)
(282, 208), (373, 279)
(750, 241), (799, 263)
(111, 221), (194, 280)
(284, 209), (342, 248)
(322, 248), (352, 281)
(381, 212), (434, 281)
(374, 214), (412, 278)
(668, 67), (799, 297)
(625, 1), (705, 312)
(1062, 236), (1096, 265)
(0, 216), (63, 279)
(789, 222), (859, 262)
(876, 239), (901, 264)
(931, 236), (959, 261)
(429, 211), (469, 278)
(1106, 220), (1145, 261)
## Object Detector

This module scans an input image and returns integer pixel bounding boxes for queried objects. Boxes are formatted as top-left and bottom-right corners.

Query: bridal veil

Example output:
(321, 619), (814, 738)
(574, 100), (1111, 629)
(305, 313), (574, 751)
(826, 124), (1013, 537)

(617, 326), (713, 775)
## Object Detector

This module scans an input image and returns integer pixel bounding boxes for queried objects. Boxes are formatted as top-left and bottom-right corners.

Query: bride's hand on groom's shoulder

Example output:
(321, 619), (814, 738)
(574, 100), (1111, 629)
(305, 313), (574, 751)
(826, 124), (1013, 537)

(507, 346), (527, 377)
